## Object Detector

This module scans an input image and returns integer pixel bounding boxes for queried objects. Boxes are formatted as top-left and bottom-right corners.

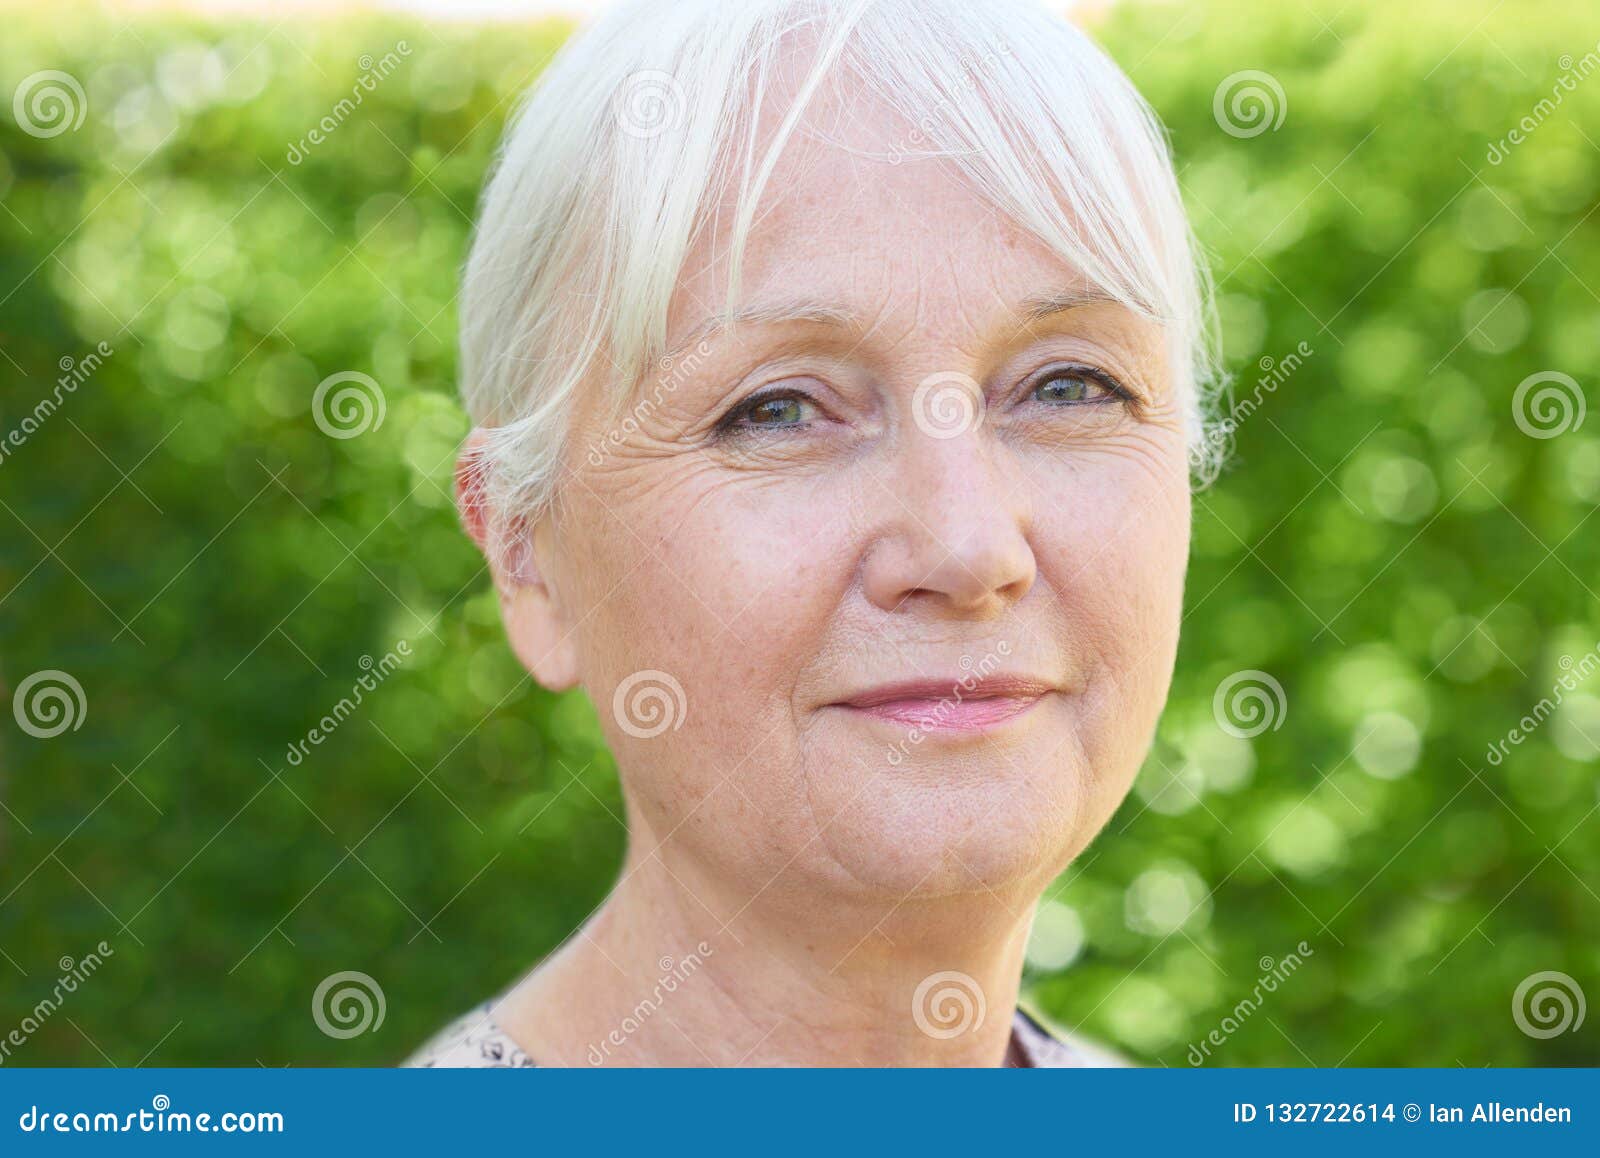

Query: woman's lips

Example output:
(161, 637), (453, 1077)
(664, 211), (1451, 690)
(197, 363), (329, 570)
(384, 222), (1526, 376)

(830, 677), (1052, 733)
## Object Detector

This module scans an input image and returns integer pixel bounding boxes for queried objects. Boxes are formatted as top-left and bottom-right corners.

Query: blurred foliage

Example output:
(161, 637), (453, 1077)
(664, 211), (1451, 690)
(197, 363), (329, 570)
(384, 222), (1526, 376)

(0, 0), (1597, 1067)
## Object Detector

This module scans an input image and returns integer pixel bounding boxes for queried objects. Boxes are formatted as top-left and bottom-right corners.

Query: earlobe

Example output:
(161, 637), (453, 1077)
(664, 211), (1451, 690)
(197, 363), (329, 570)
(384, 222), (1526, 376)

(503, 584), (581, 692)
(455, 429), (581, 693)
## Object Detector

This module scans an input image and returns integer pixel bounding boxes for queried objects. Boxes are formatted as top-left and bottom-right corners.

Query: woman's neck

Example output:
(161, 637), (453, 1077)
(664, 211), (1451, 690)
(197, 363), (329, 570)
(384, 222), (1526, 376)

(495, 842), (1041, 1067)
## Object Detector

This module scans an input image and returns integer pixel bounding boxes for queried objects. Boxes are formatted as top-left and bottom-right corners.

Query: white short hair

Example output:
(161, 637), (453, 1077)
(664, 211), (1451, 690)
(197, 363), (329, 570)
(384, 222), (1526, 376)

(459, 0), (1221, 517)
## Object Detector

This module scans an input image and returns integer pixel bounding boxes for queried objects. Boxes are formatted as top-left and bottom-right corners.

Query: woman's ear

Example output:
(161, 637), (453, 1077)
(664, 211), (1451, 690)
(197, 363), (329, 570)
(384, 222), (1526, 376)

(455, 431), (581, 692)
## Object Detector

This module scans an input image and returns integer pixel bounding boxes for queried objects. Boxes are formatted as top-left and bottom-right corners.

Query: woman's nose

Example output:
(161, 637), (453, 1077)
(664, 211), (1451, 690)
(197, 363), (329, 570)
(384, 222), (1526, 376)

(860, 408), (1037, 617)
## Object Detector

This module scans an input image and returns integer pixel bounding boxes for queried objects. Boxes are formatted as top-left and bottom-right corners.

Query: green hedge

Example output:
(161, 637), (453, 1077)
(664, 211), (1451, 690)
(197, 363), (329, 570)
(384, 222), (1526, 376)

(1, 0), (1595, 1065)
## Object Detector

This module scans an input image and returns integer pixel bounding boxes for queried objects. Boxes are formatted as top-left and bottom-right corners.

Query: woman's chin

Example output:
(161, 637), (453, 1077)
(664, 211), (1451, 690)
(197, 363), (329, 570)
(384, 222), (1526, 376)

(816, 805), (1085, 902)
(794, 730), (1091, 900)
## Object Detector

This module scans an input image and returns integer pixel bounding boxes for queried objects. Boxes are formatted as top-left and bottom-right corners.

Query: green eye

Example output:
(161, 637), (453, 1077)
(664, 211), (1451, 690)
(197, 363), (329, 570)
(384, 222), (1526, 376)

(1034, 372), (1106, 404)
(746, 395), (809, 426)
(711, 386), (822, 442)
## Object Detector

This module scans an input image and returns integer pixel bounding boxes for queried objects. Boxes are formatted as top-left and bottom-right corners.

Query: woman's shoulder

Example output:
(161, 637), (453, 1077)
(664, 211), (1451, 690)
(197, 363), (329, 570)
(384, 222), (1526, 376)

(401, 1002), (535, 1068)
(1011, 1003), (1134, 1068)
(402, 999), (1131, 1068)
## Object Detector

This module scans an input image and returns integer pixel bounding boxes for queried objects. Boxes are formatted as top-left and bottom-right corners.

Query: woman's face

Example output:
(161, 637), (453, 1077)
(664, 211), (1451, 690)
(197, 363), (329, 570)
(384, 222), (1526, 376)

(521, 95), (1191, 906)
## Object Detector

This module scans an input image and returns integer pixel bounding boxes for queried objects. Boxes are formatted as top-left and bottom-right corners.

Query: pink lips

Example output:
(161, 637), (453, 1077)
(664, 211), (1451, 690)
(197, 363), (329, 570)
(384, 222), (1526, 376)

(832, 676), (1051, 734)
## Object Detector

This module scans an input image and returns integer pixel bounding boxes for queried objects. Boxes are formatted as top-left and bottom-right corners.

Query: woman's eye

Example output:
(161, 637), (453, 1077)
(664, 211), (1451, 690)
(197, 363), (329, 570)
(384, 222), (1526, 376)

(722, 391), (816, 432)
(1032, 371), (1116, 405)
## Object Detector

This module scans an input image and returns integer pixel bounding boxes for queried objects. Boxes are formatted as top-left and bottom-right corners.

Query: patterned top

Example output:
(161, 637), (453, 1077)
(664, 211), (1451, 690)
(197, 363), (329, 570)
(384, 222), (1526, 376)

(403, 1001), (1128, 1068)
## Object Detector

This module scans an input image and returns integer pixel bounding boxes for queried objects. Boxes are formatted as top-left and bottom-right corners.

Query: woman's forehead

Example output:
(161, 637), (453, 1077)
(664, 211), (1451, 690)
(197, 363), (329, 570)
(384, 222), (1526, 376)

(668, 132), (1111, 353)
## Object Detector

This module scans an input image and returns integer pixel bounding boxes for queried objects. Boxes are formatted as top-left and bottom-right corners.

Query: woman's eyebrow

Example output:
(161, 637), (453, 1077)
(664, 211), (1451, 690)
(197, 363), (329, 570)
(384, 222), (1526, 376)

(663, 299), (861, 364)
(1017, 288), (1121, 324)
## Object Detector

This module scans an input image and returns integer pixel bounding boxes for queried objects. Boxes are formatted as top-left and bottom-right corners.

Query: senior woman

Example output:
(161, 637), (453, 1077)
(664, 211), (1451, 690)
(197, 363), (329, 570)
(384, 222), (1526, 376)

(407, 0), (1217, 1068)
